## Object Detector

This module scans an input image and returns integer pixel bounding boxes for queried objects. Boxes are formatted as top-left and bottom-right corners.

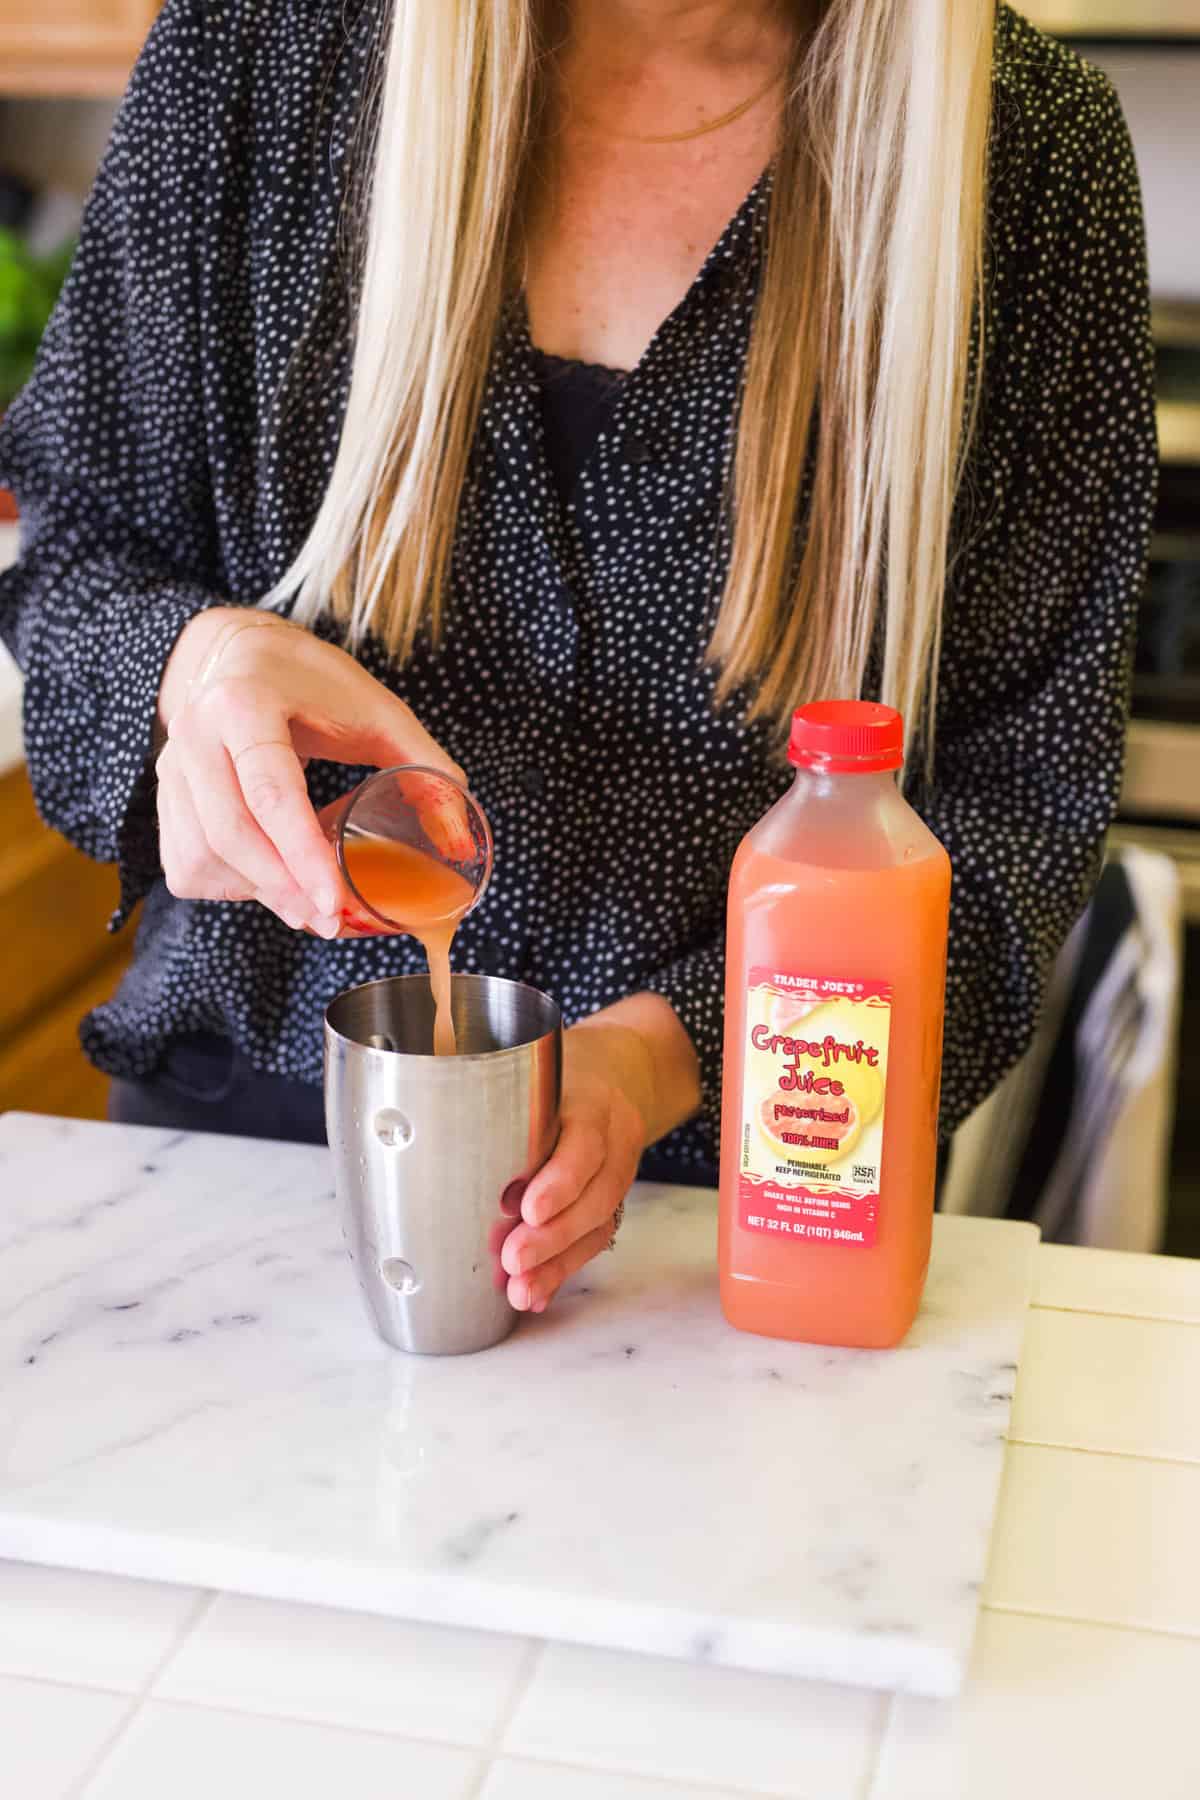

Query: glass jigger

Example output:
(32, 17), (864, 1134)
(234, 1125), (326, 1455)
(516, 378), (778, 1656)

(318, 766), (493, 940)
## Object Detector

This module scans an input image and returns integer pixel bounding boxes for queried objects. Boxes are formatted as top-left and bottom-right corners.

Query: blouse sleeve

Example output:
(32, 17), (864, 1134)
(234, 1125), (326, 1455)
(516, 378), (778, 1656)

(924, 70), (1158, 1136)
(643, 933), (727, 1158)
(0, 0), (224, 923)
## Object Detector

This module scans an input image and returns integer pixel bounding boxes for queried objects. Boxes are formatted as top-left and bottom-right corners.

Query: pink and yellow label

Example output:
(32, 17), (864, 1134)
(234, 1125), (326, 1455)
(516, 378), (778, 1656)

(738, 968), (892, 1250)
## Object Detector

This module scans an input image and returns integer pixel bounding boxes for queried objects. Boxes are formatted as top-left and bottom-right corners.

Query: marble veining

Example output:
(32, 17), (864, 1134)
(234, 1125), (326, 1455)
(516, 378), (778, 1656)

(0, 1114), (1039, 1698)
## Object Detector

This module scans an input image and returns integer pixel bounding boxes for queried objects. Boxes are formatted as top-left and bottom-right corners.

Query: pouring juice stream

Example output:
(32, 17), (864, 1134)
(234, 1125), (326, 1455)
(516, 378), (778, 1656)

(318, 766), (491, 1058)
(340, 838), (475, 1056)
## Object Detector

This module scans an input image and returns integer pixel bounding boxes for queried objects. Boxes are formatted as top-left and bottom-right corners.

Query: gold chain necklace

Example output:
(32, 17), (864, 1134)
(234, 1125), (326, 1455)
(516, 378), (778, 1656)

(574, 66), (787, 147)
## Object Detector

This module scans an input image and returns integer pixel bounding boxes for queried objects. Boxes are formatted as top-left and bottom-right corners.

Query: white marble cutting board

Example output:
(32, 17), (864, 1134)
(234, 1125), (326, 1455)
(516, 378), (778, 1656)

(0, 1113), (1039, 1698)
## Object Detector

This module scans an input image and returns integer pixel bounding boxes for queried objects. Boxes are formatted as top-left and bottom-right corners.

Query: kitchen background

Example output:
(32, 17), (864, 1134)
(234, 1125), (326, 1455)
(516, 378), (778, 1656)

(1, 2), (1198, 1243)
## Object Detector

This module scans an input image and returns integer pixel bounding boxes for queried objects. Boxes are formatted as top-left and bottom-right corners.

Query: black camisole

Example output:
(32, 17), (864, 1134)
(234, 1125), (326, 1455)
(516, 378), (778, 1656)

(530, 347), (629, 507)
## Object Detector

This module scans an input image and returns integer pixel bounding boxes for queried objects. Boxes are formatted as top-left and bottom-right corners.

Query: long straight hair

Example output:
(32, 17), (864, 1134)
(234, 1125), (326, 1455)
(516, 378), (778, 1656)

(271, 0), (993, 764)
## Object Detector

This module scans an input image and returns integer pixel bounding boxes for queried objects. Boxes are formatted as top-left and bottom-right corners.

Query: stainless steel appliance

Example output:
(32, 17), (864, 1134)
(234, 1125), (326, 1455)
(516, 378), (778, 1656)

(1113, 312), (1200, 909)
(1059, 24), (1200, 915)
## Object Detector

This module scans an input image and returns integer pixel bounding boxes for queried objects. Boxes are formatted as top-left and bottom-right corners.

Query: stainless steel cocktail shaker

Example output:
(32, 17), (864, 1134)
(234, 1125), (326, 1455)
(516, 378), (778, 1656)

(325, 974), (562, 1355)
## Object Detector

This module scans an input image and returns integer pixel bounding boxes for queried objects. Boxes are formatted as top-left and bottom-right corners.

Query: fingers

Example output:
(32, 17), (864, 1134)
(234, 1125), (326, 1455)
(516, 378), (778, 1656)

(166, 690), (340, 933)
(225, 735), (346, 921)
(503, 1107), (632, 1312)
(520, 1113), (608, 1229)
(499, 1179), (528, 1219)
(316, 678), (467, 789)
(179, 740), (311, 926)
(509, 1221), (617, 1315)
(374, 696), (466, 787)
(158, 743), (253, 904)
(488, 1215), (519, 1294)
(502, 1166), (618, 1282)
(157, 617), (470, 933)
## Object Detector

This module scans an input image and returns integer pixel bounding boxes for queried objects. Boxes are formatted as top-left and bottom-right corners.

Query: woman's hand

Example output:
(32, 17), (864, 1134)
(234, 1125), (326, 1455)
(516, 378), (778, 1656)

(155, 607), (463, 935)
(500, 995), (702, 1312)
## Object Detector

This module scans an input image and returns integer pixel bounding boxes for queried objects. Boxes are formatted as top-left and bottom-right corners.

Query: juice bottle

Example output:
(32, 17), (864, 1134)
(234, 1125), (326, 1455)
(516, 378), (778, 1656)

(719, 702), (951, 1349)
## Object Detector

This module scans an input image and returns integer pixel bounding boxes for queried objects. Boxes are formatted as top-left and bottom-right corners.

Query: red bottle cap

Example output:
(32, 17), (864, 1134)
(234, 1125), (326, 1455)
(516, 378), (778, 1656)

(788, 701), (905, 774)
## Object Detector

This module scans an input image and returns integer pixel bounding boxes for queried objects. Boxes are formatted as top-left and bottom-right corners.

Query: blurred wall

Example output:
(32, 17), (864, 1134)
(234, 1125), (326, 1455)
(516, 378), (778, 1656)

(0, 38), (1197, 299)
(0, 96), (116, 196)
(1088, 46), (1200, 301)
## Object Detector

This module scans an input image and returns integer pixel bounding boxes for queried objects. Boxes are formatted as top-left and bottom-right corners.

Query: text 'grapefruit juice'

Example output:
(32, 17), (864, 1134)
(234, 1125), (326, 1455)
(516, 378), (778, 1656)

(719, 702), (951, 1349)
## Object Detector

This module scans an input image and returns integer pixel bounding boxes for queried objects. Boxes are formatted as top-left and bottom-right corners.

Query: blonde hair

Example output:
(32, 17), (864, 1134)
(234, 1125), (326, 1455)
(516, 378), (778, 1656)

(272, 0), (992, 763)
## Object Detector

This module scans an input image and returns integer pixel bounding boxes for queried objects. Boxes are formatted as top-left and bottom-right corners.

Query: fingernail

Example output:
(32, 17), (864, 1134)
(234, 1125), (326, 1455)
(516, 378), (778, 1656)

(316, 889), (340, 918)
(281, 910), (306, 932)
(532, 1296), (549, 1315)
(500, 1179), (527, 1218)
(313, 915), (341, 940)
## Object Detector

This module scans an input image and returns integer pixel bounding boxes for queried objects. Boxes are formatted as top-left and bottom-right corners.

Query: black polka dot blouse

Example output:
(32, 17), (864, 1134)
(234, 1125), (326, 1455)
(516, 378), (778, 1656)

(0, 1), (1158, 1178)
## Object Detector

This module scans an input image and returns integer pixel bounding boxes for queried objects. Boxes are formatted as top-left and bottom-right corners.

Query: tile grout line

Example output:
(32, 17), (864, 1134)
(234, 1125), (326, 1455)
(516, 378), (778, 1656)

(63, 1665), (804, 1798)
(1032, 1301), (1200, 1326)
(0, 1668), (130, 1700)
(1006, 1435), (1200, 1469)
(3, 1644), (911, 1800)
(466, 1738), (804, 1799)
(68, 1589), (217, 1799)
(143, 1588), (221, 1694)
(63, 1683), (543, 1760)
(983, 1599), (1200, 1645)
(861, 1690), (899, 1800)
(454, 1632), (815, 1800)
(1, 1602), (912, 1800)
(459, 1636), (544, 1800)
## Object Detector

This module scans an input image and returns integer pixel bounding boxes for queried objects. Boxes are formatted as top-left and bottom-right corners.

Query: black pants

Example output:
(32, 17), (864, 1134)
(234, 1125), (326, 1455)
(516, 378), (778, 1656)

(107, 1031), (718, 1186)
(108, 1033), (327, 1145)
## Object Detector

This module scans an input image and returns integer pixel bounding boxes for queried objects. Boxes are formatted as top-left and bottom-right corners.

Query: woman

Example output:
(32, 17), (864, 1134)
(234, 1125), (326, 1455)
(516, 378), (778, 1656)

(0, 1), (1156, 1312)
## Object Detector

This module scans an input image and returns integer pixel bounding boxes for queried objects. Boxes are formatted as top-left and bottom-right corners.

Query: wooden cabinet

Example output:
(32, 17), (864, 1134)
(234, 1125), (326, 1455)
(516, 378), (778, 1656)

(0, 762), (131, 1120)
(0, 1), (161, 98)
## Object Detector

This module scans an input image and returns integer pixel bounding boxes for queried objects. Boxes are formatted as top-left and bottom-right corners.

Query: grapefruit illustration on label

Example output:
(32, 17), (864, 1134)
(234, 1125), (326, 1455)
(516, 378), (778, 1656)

(764, 988), (827, 1040)
(739, 969), (892, 1250)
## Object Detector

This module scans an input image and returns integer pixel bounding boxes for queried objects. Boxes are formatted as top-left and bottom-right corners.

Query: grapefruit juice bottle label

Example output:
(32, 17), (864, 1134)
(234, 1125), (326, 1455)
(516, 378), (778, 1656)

(738, 970), (891, 1249)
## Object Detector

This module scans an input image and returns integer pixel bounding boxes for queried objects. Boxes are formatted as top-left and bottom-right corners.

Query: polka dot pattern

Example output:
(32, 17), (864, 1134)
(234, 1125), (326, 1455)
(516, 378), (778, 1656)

(0, 3), (1158, 1173)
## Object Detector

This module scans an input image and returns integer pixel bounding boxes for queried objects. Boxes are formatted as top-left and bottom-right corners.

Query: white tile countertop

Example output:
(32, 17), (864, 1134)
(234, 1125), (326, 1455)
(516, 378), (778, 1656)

(0, 1115), (1039, 1705)
(1, 1118), (1199, 1798)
